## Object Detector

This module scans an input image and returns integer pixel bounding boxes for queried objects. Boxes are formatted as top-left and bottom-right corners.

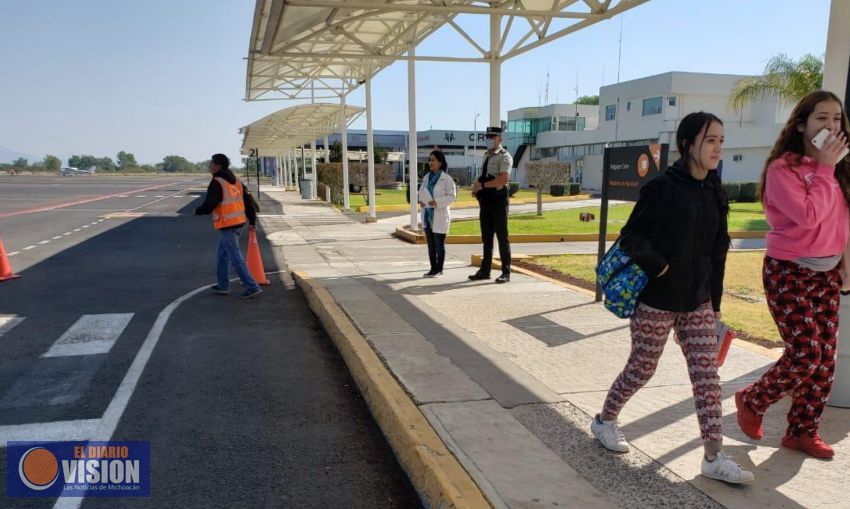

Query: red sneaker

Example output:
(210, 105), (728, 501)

(735, 387), (764, 440)
(782, 433), (835, 459)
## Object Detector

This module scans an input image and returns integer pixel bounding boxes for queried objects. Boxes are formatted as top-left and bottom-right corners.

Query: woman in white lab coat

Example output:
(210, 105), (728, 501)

(418, 150), (457, 277)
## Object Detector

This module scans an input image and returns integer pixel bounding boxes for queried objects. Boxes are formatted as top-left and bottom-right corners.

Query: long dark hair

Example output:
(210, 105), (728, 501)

(429, 150), (448, 171)
(676, 111), (728, 214)
(758, 90), (850, 205)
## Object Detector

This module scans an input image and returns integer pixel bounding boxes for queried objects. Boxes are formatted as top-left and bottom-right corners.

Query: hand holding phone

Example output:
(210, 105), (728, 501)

(812, 128), (850, 165)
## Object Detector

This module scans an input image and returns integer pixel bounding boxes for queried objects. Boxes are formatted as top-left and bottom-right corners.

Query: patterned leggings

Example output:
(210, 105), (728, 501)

(739, 257), (840, 437)
(602, 301), (723, 442)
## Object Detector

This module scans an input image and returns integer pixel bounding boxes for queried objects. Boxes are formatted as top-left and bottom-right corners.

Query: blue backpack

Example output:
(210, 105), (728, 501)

(596, 240), (649, 318)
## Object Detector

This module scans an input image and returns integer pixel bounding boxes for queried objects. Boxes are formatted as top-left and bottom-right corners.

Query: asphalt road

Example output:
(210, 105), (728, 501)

(0, 176), (419, 508)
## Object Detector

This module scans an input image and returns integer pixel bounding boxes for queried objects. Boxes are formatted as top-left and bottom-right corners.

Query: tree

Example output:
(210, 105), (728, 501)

(96, 157), (116, 172)
(68, 155), (98, 171)
(576, 95), (599, 105)
(11, 157), (28, 169)
(526, 160), (570, 216)
(329, 141), (343, 163)
(373, 144), (388, 164)
(160, 155), (195, 173)
(730, 53), (823, 110)
(43, 155), (61, 172)
(116, 151), (137, 170)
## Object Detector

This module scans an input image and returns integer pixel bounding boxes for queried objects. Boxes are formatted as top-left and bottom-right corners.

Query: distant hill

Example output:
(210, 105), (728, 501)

(0, 146), (36, 164)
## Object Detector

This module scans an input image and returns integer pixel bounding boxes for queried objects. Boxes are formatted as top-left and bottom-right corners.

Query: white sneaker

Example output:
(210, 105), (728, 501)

(701, 452), (755, 484)
(590, 414), (629, 453)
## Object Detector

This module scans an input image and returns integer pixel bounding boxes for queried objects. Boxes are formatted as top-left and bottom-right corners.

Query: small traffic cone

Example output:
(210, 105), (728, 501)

(0, 236), (21, 282)
(246, 228), (270, 285)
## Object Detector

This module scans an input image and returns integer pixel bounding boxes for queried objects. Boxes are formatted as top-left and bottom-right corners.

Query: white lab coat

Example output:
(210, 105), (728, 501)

(418, 171), (457, 234)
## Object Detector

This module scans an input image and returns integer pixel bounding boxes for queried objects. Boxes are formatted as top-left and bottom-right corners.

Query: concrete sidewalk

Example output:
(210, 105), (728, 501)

(260, 188), (849, 509)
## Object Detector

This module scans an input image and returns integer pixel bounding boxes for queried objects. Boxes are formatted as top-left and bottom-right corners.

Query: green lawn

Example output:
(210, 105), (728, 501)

(449, 202), (767, 235)
(347, 188), (409, 208)
(527, 251), (781, 345)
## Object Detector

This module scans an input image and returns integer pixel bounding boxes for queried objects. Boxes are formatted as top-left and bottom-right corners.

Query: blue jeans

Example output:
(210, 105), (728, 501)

(424, 228), (446, 273)
(216, 228), (260, 291)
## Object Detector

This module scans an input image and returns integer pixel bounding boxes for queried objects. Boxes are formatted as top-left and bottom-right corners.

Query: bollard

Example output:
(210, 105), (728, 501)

(325, 186), (331, 202)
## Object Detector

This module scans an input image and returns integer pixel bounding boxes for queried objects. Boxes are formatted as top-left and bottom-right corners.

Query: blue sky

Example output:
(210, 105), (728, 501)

(0, 0), (833, 165)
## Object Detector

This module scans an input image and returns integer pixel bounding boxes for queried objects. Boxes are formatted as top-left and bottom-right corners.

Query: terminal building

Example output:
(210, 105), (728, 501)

(275, 128), (488, 184)
(505, 72), (793, 191)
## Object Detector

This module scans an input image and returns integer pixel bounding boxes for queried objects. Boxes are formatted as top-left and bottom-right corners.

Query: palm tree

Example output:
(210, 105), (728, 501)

(730, 54), (823, 110)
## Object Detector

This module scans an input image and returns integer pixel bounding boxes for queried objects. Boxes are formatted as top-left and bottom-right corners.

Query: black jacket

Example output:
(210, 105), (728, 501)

(194, 168), (257, 227)
(619, 161), (729, 312)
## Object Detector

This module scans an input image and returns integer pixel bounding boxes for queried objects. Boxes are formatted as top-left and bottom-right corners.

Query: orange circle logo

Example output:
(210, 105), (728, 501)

(637, 154), (650, 178)
(19, 447), (59, 490)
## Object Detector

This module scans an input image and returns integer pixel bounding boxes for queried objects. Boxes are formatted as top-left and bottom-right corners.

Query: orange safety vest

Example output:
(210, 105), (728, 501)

(212, 176), (247, 230)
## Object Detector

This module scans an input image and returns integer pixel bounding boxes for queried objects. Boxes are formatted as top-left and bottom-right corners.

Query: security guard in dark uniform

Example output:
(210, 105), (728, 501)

(469, 126), (513, 283)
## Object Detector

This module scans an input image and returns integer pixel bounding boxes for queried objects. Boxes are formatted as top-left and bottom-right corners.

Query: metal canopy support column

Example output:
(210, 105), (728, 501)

(311, 139), (318, 199)
(489, 11), (501, 127)
(825, 0), (850, 408)
(292, 150), (300, 192)
(341, 93), (351, 210)
(366, 77), (377, 221)
(825, 0), (850, 104)
(408, 44), (418, 230)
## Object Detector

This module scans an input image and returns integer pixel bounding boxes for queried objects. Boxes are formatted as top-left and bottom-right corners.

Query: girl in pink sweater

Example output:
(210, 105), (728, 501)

(736, 91), (850, 459)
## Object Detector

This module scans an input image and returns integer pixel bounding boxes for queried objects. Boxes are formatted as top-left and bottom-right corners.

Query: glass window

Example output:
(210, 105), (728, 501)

(642, 97), (663, 116)
(668, 96), (677, 106)
(626, 102), (631, 111)
(605, 104), (616, 121)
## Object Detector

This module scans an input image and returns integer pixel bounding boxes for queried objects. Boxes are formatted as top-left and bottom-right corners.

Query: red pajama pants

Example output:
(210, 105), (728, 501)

(602, 301), (723, 442)
(739, 256), (841, 437)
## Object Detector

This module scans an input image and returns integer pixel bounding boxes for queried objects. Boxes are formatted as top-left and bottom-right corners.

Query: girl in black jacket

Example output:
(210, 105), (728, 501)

(590, 112), (754, 484)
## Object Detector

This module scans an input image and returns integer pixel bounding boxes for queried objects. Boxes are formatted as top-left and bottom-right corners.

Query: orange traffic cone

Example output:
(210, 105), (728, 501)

(0, 236), (21, 282)
(246, 228), (270, 285)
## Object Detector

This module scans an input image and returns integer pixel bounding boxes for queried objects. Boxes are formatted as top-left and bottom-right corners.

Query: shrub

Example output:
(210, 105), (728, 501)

(722, 182), (741, 202)
(550, 184), (565, 196)
(509, 182), (520, 196)
(569, 183), (581, 195)
(738, 182), (758, 202)
(317, 162), (394, 204)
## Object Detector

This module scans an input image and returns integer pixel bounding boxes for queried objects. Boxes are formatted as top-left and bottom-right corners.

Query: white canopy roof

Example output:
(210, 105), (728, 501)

(246, 0), (650, 101)
(240, 103), (364, 156)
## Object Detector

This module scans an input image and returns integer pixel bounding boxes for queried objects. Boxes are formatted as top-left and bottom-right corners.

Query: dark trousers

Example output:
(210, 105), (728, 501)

(424, 228), (446, 272)
(479, 199), (510, 275)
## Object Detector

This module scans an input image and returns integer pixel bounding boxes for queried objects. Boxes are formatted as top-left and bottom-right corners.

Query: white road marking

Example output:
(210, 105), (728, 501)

(154, 195), (165, 198)
(46, 272), (281, 509)
(52, 235), (62, 240)
(135, 195), (147, 198)
(42, 313), (134, 358)
(38, 240), (50, 245)
(23, 245), (35, 250)
(0, 315), (25, 337)
(73, 228), (81, 232)
(81, 225), (89, 228)
(7, 251), (18, 257)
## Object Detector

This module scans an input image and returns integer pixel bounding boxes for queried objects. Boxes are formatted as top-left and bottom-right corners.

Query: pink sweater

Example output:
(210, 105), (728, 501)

(763, 153), (849, 260)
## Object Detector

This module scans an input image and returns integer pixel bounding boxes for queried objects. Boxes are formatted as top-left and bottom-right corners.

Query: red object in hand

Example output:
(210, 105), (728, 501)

(716, 320), (734, 367)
